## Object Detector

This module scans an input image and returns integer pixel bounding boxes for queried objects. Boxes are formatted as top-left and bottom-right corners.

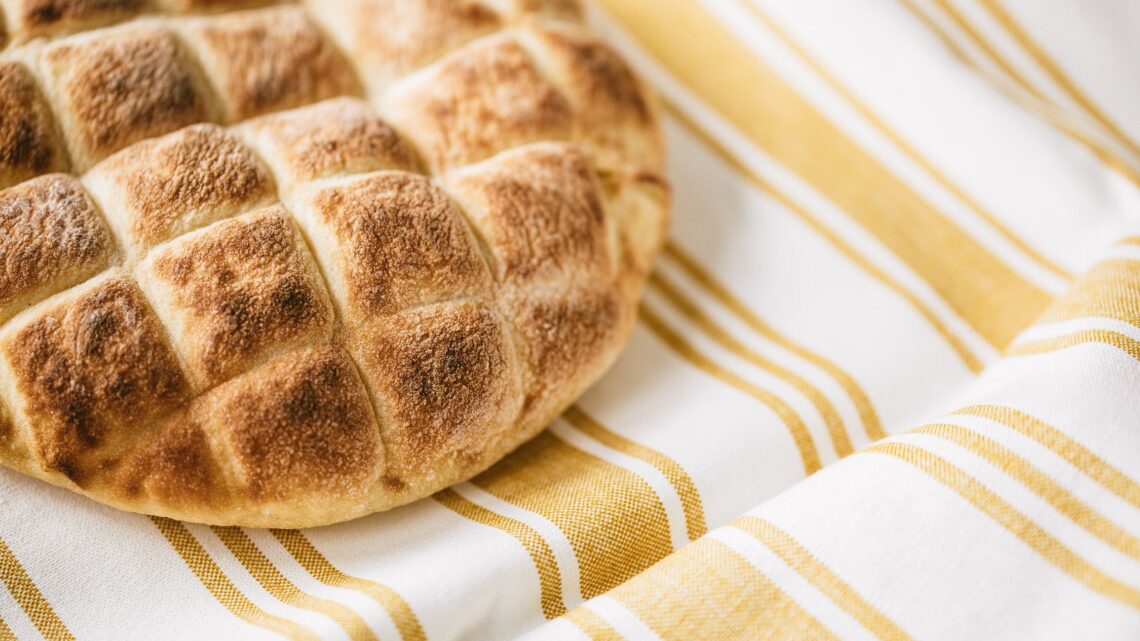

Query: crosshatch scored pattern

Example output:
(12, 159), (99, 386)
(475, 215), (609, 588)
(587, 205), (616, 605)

(0, 0), (670, 528)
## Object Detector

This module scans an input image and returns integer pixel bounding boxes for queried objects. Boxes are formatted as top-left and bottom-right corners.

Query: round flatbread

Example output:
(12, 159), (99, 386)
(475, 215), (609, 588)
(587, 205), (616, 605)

(0, 0), (668, 527)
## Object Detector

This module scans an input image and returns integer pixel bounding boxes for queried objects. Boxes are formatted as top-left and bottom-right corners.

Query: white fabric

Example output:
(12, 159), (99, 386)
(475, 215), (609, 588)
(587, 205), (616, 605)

(2, 1), (1139, 639)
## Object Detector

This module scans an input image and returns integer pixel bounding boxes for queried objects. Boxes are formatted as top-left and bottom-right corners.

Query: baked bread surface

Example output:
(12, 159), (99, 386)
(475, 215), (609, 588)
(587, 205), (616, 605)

(0, 0), (669, 527)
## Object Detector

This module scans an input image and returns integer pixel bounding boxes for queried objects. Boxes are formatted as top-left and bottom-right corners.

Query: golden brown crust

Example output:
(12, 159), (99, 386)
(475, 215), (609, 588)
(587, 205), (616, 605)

(307, 0), (501, 94)
(0, 398), (17, 464)
(114, 412), (224, 510)
(541, 29), (652, 123)
(354, 299), (522, 481)
(183, 7), (362, 123)
(384, 35), (574, 172)
(156, 0), (271, 12)
(85, 123), (274, 254)
(0, 276), (190, 482)
(301, 172), (491, 318)
(40, 27), (215, 170)
(502, 285), (628, 431)
(1, 0), (147, 42)
(138, 207), (335, 389)
(0, 174), (115, 324)
(0, 63), (70, 190)
(445, 143), (612, 286)
(524, 25), (665, 174)
(0, 2), (669, 527)
(601, 170), (672, 277)
(206, 345), (383, 504)
(238, 98), (419, 185)
(490, 0), (582, 21)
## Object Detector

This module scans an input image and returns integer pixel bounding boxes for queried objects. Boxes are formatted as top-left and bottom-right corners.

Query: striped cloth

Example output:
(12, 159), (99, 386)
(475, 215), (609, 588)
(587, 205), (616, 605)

(2, 0), (1139, 639)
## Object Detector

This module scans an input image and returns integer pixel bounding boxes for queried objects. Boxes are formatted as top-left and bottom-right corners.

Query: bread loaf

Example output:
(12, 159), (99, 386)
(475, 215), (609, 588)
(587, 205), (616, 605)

(0, 0), (668, 526)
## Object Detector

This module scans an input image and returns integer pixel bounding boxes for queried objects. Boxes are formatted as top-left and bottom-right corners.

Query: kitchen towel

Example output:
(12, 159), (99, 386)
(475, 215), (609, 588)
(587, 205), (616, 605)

(2, 0), (1139, 639)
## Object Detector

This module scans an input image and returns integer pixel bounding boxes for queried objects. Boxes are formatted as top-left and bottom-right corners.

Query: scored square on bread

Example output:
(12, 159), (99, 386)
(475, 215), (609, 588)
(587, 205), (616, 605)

(443, 143), (617, 288)
(306, 0), (502, 96)
(83, 123), (276, 257)
(0, 175), (117, 325)
(135, 206), (336, 390)
(0, 275), (191, 481)
(179, 7), (363, 123)
(0, 62), (70, 190)
(236, 98), (420, 186)
(292, 171), (492, 321)
(38, 26), (217, 170)
(0, 0), (147, 44)
(383, 35), (575, 173)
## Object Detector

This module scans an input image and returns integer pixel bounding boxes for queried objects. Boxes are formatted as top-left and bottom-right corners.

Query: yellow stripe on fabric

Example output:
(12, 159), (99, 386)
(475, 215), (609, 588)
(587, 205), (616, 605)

(563, 405), (708, 540)
(150, 517), (318, 641)
(955, 405), (1140, 510)
(866, 441), (1140, 609)
(0, 614), (14, 641)
(269, 530), (426, 641)
(597, 0), (1052, 348)
(609, 537), (839, 641)
(663, 242), (886, 441)
(210, 527), (377, 641)
(734, 517), (913, 641)
(742, 1), (1071, 281)
(663, 103), (984, 373)
(650, 270), (854, 458)
(1037, 259), (1140, 327)
(920, 0), (1047, 102)
(471, 431), (674, 600)
(564, 606), (624, 641)
(0, 538), (73, 641)
(640, 303), (822, 474)
(897, 0), (1140, 189)
(433, 488), (566, 619)
(915, 423), (1140, 561)
(975, 0), (1140, 158)
(1007, 329), (1140, 363)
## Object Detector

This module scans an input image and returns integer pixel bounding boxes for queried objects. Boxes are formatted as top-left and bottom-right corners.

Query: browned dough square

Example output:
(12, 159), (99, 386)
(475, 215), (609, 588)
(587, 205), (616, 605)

(445, 143), (613, 287)
(137, 207), (335, 389)
(84, 123), (275, 256)
(156, 0), (272, 11)
(307, 0), (501, 94)
(114, 413), (223, 510)
(523, 25), (664, 173)
(0, 276), (190, 481)
(0, 62), (70, 190)
(354, 299), (522, 480)
(40, 27), (215, 169)
(182, 6), (362, 122)
(296, 171), (491, 320)
(384, 36), (573, 172)
(0, 174), (115, 324)
(203, 345), (383, 503)
(0, 0), (148, 43)
(500, 285), (627, 431)
(237, 98), (419, 185)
